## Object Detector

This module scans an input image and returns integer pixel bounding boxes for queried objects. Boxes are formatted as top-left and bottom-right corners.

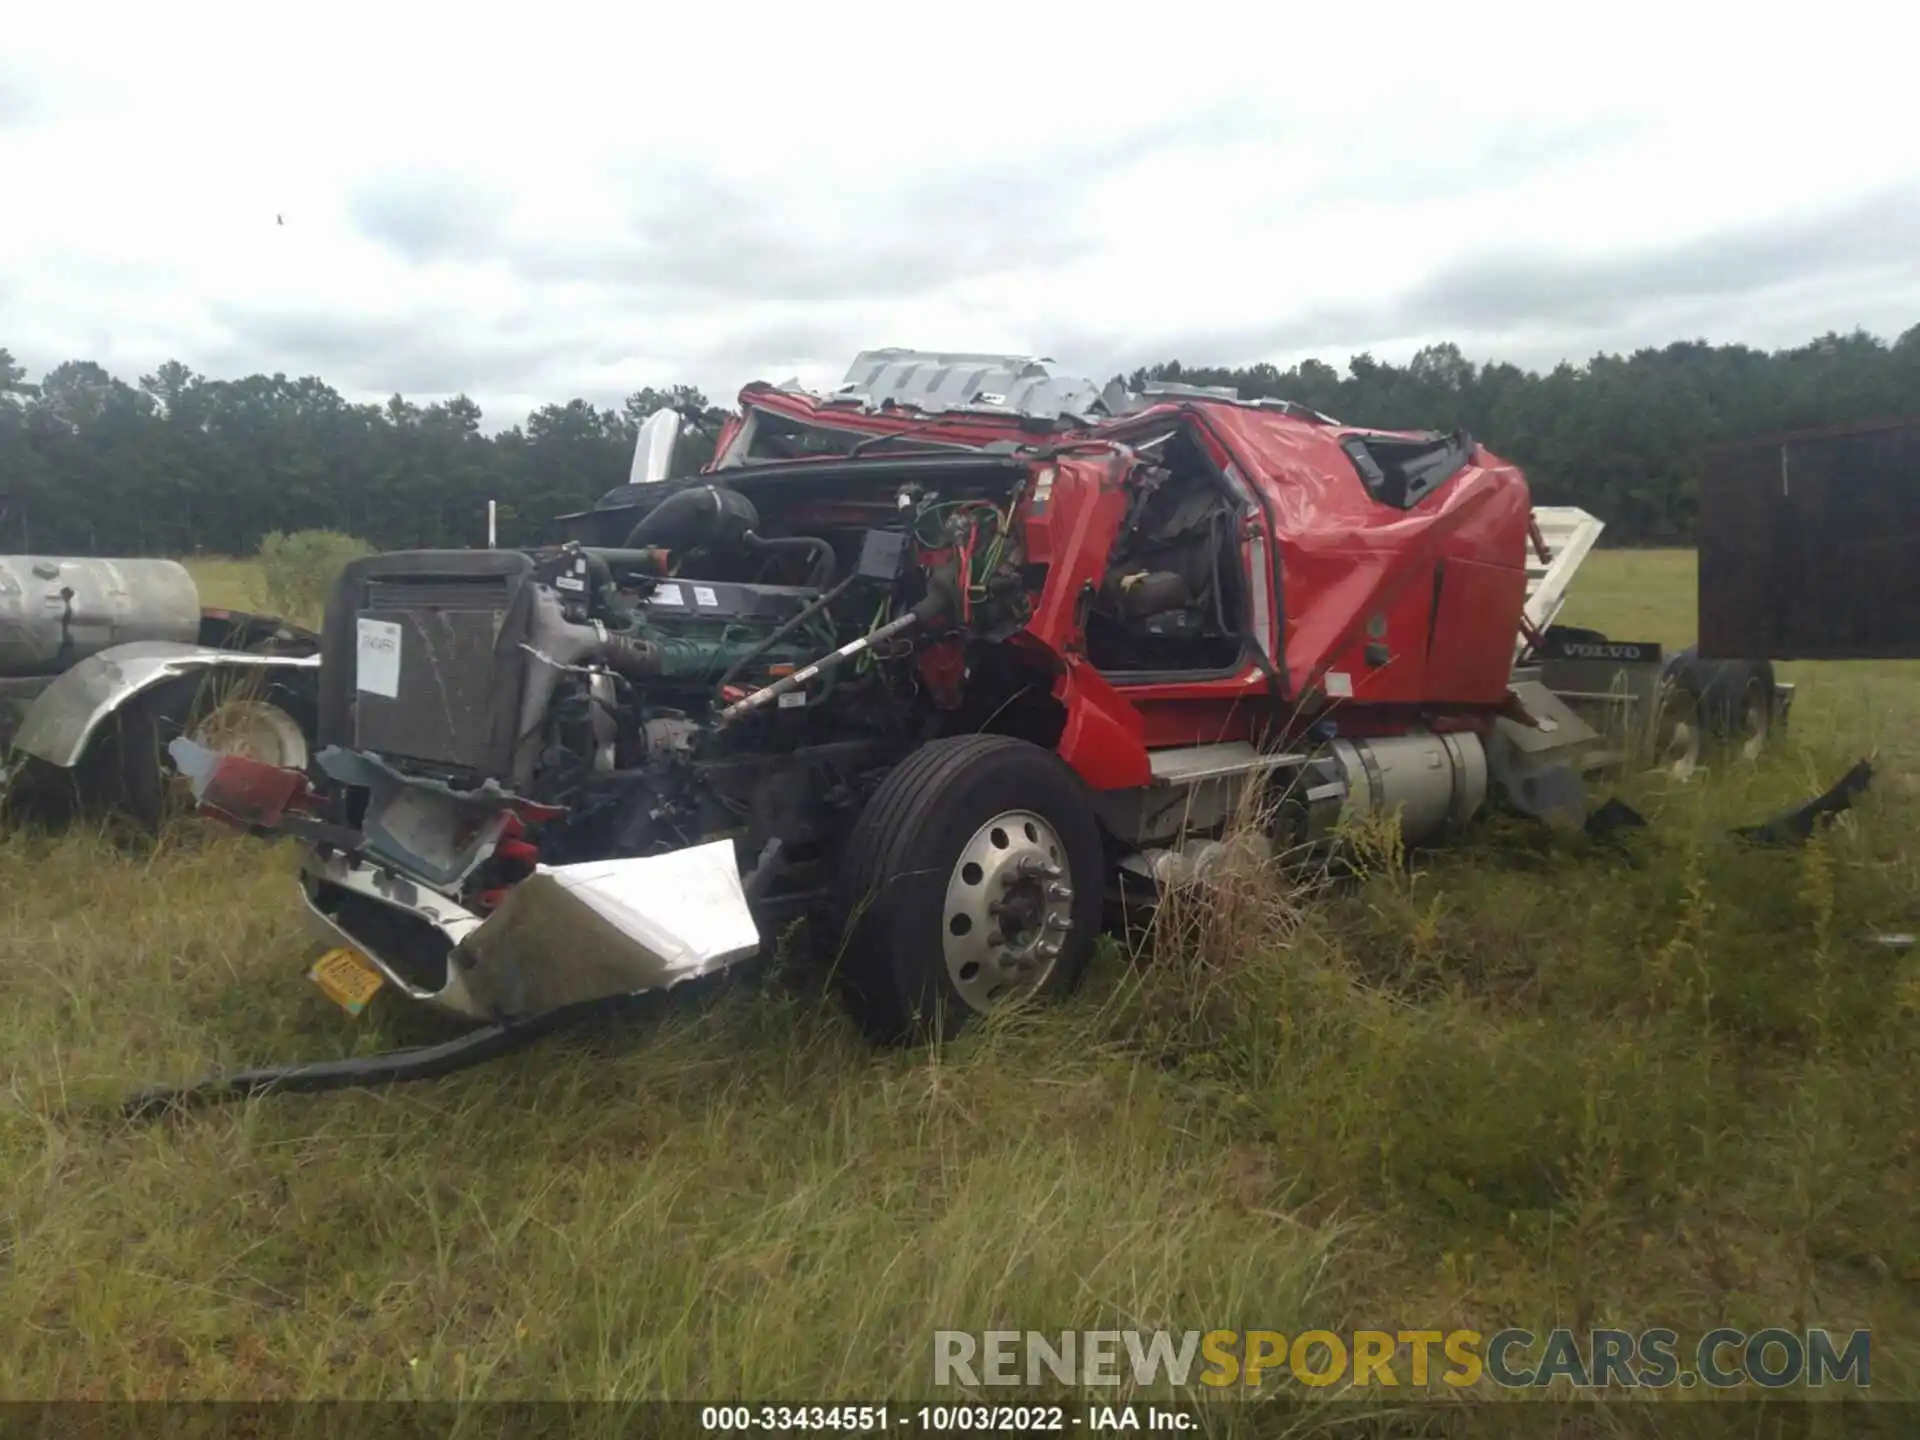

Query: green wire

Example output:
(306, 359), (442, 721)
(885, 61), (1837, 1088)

(855, 596), (888, 674)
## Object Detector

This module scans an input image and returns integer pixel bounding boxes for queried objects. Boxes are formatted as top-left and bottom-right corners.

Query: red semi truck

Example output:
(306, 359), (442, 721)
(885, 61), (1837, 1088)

(149, 349), (1793, 1109)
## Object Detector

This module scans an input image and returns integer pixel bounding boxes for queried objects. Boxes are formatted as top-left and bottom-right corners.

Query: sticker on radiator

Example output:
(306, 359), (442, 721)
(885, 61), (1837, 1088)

(1324, 670), (1354, 698)
(693, 585), (720, 607)
(778, 691), (806, 708)
(651, 583), (684, 606)
(355, 617), (402, 698)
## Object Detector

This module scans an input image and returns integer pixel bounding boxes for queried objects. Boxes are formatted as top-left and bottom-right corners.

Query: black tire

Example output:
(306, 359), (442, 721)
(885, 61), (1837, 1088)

(832, 734), (1106, 1046)
(1663, 648), (1774, 763)
(1542, 624), (1611, 648)
(79, 671), (314, 832)
(0, 754), (79, 829)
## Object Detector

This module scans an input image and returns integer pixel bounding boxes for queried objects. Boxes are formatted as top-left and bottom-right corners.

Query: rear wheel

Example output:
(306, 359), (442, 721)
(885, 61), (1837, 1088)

(1662, 649), (1774, 770)
(833, 734), (1105, 1045)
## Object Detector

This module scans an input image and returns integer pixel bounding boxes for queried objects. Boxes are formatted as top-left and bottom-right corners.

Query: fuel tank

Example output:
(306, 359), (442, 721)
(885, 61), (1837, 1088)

(0, 557), (204, 674)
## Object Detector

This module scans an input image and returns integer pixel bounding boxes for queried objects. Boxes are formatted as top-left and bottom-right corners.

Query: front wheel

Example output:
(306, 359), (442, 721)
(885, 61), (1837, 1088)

(832, 734), (1106, 1045)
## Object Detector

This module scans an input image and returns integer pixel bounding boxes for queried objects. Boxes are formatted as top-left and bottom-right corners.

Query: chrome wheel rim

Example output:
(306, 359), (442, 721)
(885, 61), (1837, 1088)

(941, 809), (1074, 1012)
(190, 699), (310, 769)
(1654, 687), (1702, 781)
(1659, 717), (1701, 780)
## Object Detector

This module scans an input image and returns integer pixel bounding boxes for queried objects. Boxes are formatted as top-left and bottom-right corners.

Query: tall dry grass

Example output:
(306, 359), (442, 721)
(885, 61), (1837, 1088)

(0, 550), (1913, 1415)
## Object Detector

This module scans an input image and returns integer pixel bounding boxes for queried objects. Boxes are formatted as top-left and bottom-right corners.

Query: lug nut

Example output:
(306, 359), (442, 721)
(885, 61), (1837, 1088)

(1046, 882), (1074, 901)
(1036, 940), (1064, 960)
(1044, 914), (1074, 933)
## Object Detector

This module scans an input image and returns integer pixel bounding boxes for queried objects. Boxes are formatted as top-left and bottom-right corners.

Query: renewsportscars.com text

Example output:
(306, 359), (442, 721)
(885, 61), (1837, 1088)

(933, 1328), (1871, 1390)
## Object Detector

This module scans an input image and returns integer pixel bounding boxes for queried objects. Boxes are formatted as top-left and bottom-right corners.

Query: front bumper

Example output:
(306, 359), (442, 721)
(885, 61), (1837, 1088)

(299, 847), (492, 1019)
(170, 738), (765, 1025)
(299, 839), (764, 1025)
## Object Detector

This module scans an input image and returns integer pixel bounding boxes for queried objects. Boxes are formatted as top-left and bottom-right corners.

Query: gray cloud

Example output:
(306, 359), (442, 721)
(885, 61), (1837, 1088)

(1395, 183), (1920, 333)
(676, 317), (867, 375)
(501, 162), (1094, 306)
(28, 112), (1917, 435)
(1051, 182), (1920, 377)
(200, 301), (599, 400)
(190, 286), (844, 423)
(348, 100), (1283, 310)
(1300, 117), (1646, 207)
(344, 170), (515, 265)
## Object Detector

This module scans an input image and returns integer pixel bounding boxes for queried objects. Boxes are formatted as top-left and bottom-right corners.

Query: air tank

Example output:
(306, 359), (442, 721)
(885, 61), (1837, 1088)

(0, 556), (203, 674)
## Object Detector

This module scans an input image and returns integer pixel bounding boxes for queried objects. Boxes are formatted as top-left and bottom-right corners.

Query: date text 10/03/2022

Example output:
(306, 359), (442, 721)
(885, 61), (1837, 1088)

(700, 1406), (1187, 1431)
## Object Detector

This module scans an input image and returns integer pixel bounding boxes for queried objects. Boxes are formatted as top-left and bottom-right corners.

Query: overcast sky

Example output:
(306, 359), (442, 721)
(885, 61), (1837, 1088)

(4, 2), (1917, 430)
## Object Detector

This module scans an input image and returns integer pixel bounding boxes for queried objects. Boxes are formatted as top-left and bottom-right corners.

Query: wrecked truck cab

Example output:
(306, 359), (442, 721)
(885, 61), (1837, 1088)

(144, 348), (1834, 1117)
(170, 400), (1530, 1051)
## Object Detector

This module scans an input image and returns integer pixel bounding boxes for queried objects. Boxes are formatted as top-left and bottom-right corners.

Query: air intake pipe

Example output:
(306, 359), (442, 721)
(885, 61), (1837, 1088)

(623, 485), (758, 551)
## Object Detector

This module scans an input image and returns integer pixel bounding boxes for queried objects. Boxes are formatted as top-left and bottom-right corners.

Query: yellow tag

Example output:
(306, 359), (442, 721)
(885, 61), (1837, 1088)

(309, 946), (385, 1015)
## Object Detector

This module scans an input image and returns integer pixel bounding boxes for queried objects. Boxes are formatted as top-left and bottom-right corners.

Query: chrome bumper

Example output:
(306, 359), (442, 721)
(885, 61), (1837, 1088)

(297, 839), (764, 1025)
(299, 848), (494, 1020)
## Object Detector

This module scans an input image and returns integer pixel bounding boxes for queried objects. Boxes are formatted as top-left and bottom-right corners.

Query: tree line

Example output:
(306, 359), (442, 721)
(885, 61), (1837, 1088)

(2, 325), (1916, 558)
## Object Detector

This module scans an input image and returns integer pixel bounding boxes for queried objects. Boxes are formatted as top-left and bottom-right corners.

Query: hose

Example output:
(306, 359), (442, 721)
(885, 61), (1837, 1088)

(711, 573), (858, 698)
(748, 535), (837, 588)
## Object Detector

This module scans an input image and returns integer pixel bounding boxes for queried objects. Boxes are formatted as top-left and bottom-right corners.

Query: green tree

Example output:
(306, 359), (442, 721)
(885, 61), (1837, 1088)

(2, 325), (1916, 555)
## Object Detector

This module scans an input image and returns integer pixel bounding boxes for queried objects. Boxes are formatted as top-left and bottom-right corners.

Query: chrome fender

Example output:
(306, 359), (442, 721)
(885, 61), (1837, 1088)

(9, 640), (319, 770)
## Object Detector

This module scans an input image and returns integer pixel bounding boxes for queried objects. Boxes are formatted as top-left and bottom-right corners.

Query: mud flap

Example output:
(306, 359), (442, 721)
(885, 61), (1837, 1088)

(1570, 760), (1876, 848)
(1584, 796), (1649, 839)
(1732, 760), (1875, 846)
(1487, 681), (1601, 830)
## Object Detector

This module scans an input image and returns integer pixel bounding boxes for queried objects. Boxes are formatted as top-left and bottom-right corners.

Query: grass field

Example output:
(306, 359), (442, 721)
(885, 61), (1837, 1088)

(2, 551), (1915, 1425)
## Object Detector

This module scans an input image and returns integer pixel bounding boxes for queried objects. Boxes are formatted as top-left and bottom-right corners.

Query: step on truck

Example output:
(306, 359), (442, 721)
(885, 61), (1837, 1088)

(150, 349), (1793, 1107)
